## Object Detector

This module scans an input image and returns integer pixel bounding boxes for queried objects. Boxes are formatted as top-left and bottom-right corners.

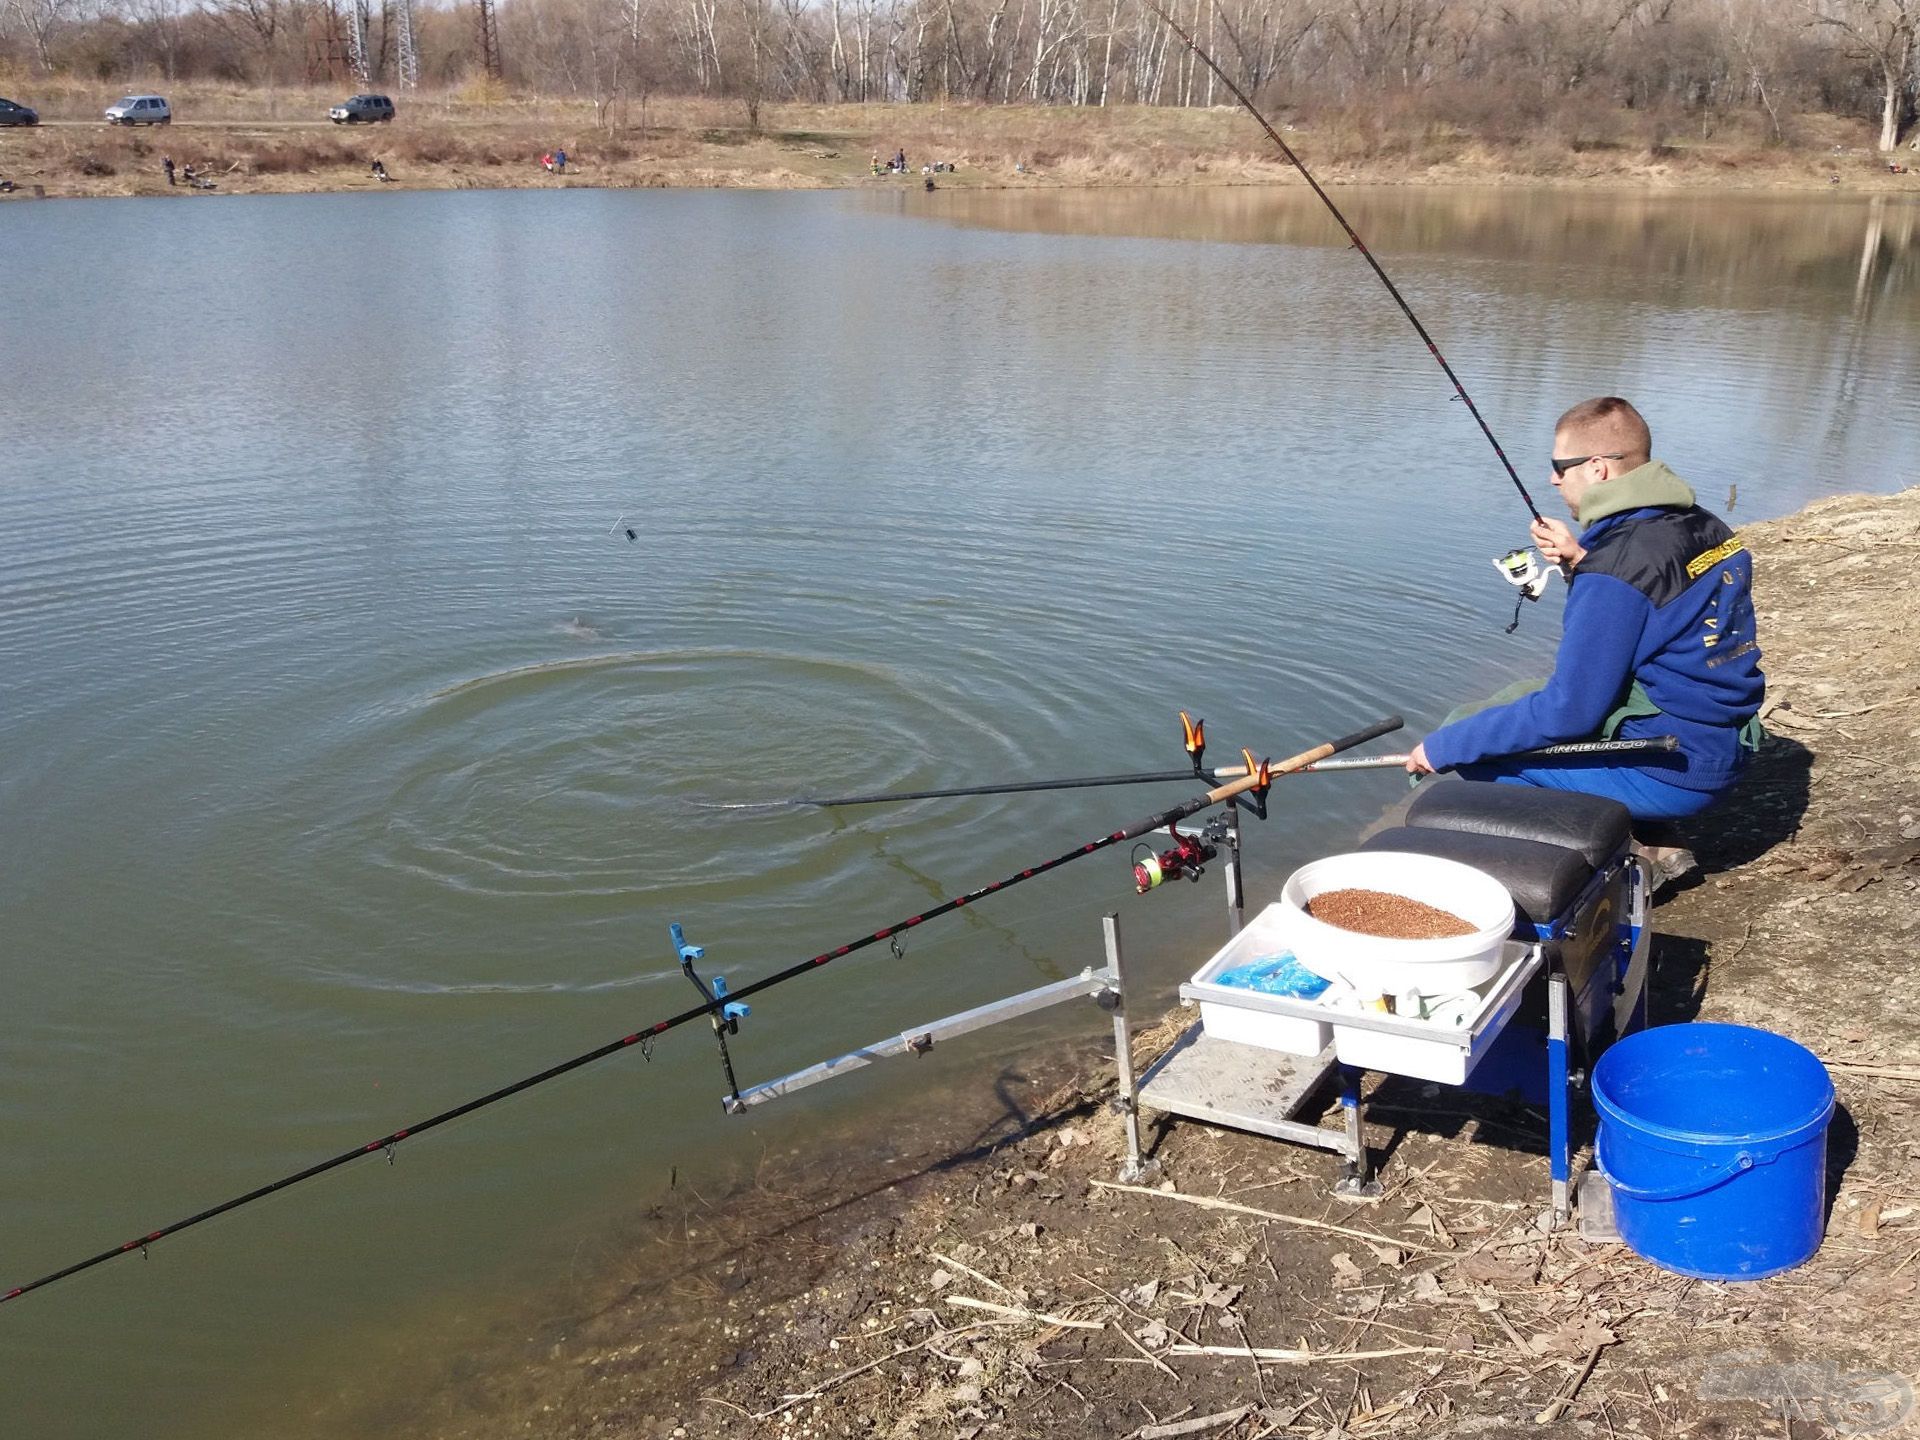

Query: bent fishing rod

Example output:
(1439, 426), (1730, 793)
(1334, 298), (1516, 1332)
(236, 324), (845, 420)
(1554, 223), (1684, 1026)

(3, 713), (1401, 1308)
(1140, 0), (1544, 529)
(725, 735), (1679, 809)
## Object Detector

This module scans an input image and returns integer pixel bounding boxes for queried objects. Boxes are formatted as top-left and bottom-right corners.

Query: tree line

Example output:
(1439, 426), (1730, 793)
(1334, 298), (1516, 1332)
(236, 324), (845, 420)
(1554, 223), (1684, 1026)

(5, 0), (1916, 151)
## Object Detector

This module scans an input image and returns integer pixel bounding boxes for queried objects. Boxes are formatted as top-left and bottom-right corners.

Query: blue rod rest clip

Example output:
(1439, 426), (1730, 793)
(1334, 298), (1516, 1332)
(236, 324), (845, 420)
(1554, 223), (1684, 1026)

(670, 922), (705, 967)
(711, 976), (750, 1026)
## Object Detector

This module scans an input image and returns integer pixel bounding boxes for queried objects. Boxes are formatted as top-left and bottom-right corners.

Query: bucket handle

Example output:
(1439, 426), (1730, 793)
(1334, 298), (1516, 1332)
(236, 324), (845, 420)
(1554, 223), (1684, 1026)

(1598, 1141), (1758, 1202)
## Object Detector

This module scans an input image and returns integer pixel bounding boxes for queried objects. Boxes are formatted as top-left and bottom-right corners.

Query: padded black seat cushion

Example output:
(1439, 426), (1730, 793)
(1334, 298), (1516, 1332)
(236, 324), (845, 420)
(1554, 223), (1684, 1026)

(1358, 826), (1594, 931)
(1405, 779), (1631, 870)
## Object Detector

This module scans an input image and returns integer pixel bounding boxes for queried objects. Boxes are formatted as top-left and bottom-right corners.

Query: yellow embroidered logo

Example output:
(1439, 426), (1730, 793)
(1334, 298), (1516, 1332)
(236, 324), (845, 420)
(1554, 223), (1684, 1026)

(1686, 535), (1745, 579)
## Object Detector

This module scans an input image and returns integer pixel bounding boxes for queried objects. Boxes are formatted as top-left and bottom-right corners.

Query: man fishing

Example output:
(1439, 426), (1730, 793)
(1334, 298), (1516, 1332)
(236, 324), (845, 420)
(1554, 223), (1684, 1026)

(1406, 396), (1764, 826)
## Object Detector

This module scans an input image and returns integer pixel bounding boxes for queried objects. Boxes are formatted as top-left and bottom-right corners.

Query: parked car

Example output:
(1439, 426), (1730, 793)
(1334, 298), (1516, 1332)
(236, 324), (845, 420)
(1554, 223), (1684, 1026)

(0, 96), (40, 127)
(329, 94), (394, 124)
(105, 95), (171, 125)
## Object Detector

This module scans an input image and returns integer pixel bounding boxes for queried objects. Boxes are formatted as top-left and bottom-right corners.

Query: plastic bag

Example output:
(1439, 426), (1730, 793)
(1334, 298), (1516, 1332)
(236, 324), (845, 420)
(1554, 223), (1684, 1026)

(1213, 952), (1330, 999)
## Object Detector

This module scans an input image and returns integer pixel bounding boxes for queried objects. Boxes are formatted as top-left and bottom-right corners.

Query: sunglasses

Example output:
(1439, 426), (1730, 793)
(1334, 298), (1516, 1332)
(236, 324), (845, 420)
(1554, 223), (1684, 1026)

(1550, 452), (1625, 477)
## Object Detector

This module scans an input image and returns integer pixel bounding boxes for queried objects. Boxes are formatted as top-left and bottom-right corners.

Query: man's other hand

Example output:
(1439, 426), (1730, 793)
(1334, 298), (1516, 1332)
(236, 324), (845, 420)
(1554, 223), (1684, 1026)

(1404, 743), (1435, 775)
(1531, 517), (1586, 568)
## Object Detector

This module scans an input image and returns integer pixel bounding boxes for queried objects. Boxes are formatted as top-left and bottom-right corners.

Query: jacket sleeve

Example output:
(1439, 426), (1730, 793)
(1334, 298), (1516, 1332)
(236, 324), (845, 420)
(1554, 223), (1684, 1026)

(1423, 573), (1649, 771)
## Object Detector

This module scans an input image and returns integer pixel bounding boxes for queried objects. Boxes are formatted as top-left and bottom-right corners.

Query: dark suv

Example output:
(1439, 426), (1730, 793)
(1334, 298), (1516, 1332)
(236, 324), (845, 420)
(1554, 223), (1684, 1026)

(329, 94), (395, 124)
(0, 96), (39, 127)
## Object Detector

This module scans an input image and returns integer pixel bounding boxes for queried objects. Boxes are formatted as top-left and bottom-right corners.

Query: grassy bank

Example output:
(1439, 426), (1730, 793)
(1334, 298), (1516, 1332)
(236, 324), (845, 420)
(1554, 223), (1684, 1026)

(312, 486), (1920, 1440)
(5, 91), (1920, 201)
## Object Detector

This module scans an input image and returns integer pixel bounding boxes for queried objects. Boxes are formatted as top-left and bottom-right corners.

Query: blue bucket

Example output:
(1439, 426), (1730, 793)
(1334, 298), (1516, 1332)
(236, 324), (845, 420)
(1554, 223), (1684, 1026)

(1593, 1023), (1834, 1281)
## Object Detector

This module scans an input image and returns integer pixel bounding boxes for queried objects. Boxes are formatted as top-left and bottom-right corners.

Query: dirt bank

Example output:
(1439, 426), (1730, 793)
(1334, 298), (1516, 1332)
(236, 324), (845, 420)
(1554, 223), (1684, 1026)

(5, 94), (1920, 202)
(345, 486), (1920, 1440)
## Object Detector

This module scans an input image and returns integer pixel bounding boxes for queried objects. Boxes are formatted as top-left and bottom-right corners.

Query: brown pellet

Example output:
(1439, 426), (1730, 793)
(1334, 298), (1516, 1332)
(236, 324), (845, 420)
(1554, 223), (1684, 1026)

(1306, 888), (1476, 940)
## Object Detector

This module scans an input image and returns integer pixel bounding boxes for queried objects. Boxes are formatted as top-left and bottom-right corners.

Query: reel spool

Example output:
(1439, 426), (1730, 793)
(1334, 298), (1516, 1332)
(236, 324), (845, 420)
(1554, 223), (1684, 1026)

(1133, 828), (1218, 893)
(1493, 547), (1552, 601)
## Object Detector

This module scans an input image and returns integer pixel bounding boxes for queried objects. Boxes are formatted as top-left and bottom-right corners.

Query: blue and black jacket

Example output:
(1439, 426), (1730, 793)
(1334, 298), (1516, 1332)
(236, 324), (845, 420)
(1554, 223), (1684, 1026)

(1425, 465), (1765, 795)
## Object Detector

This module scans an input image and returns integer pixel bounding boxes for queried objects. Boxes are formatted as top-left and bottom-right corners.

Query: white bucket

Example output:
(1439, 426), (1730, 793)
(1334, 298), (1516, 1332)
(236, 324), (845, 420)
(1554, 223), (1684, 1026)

(1280, 851), (1515, 995)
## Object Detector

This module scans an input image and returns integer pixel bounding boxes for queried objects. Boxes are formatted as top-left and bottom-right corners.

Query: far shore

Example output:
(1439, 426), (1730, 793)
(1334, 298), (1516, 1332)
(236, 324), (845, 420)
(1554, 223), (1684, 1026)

(6, 93), (1920, 203)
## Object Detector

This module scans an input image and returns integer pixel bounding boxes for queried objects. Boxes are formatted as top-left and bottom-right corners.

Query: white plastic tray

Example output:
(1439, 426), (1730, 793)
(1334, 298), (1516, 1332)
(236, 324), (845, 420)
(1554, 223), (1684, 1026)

(1183, 904), (1335, 1057)
(1328, 940), (1540, 1084)
(1185, 924), (1542, 1085)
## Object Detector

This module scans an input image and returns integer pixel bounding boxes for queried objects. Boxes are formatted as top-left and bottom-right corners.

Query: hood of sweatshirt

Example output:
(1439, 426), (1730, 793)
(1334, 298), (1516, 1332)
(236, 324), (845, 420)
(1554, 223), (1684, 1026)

(1578, 459), (1696, 526)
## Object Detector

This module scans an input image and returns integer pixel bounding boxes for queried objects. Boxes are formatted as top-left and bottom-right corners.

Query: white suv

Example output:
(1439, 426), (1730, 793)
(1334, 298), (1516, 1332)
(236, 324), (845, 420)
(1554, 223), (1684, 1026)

(105, 95), (171, 125)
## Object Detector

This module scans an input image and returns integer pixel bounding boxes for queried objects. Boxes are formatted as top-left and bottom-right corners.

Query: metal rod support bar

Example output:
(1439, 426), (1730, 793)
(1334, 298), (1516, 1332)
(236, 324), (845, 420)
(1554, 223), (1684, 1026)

(730, 969), (1116, 1111)
(1103, 916), (1149, 1180)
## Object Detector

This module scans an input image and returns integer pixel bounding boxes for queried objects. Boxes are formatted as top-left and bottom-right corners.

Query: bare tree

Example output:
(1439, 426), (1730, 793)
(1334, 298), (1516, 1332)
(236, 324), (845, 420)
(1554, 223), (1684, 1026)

(211, 0), (288, 100)
(128, 0), (185, 77)
(1721, 0), (1787, 141)
(1214, 0), (1320, 97)
(735, 0), (775, 125)
(6, 0), (84, 70)
(1805, 0), (1917, 149)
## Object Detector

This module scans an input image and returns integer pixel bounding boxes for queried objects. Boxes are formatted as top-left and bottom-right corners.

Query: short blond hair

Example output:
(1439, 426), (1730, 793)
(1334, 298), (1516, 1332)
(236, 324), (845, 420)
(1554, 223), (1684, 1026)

(1555, 396), (1651, 464)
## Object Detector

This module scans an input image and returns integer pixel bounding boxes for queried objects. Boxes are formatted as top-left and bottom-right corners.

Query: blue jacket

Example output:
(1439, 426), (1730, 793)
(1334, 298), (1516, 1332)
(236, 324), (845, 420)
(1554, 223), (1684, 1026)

(1424, 501), (1765, 793)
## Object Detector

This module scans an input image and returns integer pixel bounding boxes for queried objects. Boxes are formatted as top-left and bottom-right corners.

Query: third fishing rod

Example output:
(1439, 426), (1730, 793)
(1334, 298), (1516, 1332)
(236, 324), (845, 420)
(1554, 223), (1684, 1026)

(1140, 0), (1546, 532)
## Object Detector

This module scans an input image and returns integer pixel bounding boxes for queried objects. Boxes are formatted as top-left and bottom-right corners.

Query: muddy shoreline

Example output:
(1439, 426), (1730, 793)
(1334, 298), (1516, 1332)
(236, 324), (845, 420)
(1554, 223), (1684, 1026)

(336, 486), (1920, 1439)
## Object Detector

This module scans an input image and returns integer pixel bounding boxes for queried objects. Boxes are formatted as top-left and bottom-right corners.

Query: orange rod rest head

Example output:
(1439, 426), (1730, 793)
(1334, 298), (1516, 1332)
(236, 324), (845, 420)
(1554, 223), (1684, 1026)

(1241, 748), (1272, 794)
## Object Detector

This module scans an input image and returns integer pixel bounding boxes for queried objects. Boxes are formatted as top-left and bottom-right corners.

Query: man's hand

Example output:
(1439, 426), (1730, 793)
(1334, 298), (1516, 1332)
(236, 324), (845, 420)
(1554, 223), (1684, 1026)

(1531, 516), (1586, 569)
(1404, 742), (1435, 775)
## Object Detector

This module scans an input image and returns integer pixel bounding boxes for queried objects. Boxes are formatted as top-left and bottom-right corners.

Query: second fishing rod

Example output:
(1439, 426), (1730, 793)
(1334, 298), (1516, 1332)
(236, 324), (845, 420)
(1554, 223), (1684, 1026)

(748, 736), (1680, 810)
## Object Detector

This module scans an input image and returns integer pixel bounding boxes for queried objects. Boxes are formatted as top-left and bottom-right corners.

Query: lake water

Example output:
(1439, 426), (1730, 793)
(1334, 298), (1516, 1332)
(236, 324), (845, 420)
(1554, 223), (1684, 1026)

(3, 182), (1916, 1437)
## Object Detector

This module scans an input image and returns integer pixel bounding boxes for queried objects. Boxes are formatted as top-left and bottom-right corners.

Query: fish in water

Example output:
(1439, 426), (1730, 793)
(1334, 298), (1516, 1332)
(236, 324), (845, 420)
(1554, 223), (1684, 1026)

(556, 616), (606, 641)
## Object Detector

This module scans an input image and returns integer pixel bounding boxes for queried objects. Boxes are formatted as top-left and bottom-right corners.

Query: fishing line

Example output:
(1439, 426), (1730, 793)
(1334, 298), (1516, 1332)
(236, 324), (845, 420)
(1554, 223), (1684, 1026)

(1140, 0), (1545, 528)
(2, 714), (1400, 1307)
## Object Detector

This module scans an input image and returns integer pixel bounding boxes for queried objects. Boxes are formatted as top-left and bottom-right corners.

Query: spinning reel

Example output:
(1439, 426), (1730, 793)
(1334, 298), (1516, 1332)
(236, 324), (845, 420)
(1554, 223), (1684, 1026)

(1494, 547), (1552, 601)
(1493, 546), (1560, 633)
(1132, 823), (1219, 892)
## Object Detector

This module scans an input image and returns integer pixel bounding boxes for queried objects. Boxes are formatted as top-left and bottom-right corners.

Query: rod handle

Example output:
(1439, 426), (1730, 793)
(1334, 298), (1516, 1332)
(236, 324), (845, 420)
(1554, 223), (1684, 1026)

(1204, 714), (1403, 804)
